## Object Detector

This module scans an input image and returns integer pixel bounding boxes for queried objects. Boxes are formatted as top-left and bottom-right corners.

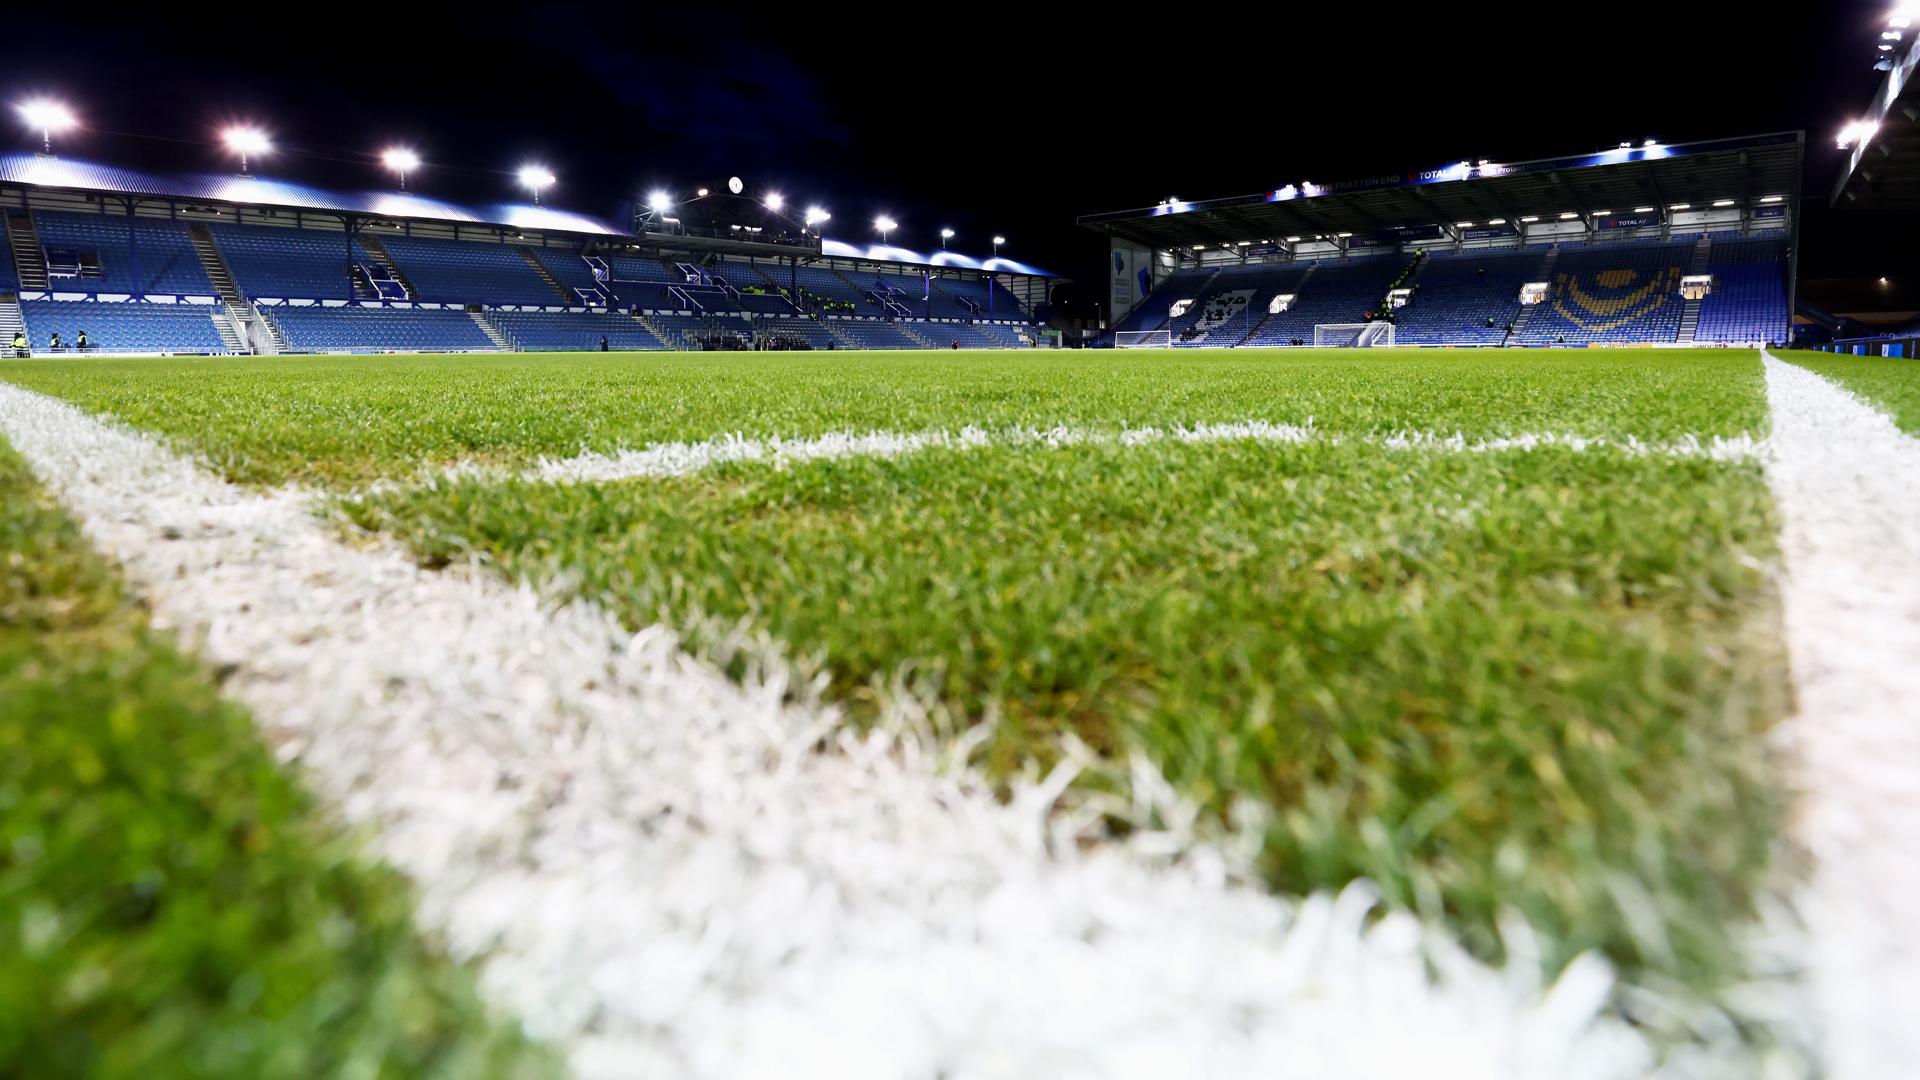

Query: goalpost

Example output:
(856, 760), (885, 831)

(1115, 329), (1173, 348)
(1313, 322), (1395, 348)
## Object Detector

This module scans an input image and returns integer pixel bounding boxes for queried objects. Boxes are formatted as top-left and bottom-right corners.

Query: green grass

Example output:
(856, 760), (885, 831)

(1782, 351), (1920, 434)
(0, 348), (1766, 488)
(342, 436), (1787, 989)
(0, 438), (555, 1079)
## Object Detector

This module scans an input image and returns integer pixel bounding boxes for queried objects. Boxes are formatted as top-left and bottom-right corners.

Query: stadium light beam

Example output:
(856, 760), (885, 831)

(381, 147), (420, 191)
(1839, 119), (1879, 149)
(518, 165), (555, 205)
(222, 126), (271, 174)
(940, 227), (954, 250)
(18, 99), (77, 154)
(876, 217), (897, 244)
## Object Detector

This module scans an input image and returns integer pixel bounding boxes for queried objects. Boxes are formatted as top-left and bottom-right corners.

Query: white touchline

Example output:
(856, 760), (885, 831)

(1759, 351), (1920, 1080)
(521, 421), (1761, 486)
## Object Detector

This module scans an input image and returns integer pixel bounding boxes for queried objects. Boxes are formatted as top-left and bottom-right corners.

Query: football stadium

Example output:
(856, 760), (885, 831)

(2, 6), (1919, 1080)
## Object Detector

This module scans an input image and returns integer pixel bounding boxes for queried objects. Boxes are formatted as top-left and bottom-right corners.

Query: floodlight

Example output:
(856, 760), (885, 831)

(941, 228), (954, 237)
(1644, 139), (1657, 146)
(1456, 221), (1474, 228)
(1634, 207), (1655, 213)
(993, 236), (1005, 245)
(1712, 199), (1735, 207)
(1559, 212), (1579, 219)
(1880, 43), (1895, 50)
(875, 217), (896, 243)
(1519, 216), (1540, 222)
(1619, 141), (1631, 149)
(1885, 29), (1904, 38)
(648, 190), (673, 212)
(765, 192), (783, 209)
(517, 165), (555, 205)
(222, 126), (271, 173)
(1760, 195), (1784, 203)
(18, 99), (76, 153)
(1336, 231), (1352, 237)
(696, 187), (709, 197)
(381, 148), (420, 191)
(1838, 119), (1879, 148)
(1284, 236), (1301, 242)
(1895, 13), (1913, 27)
(1487, 218), (1506, 225)
(1237, 240), (1251, 246)
(1192, 244), (1205, 250)
(1592, 209), (1612, 215)
(1669, 203), (1690, 210)
(804, 206), (829, 225)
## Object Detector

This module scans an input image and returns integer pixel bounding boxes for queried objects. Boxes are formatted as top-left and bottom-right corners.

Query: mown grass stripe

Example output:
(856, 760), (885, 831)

(0, 381), (1666, 1077)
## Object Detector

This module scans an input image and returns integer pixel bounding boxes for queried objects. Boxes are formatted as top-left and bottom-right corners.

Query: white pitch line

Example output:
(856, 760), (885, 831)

(523, 422), (1761, 486)
(0, 381), (1668, 1078)
(1759, 351), (1920, 1078)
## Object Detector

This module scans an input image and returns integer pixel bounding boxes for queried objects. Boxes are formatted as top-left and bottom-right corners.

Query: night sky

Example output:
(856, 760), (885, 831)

(3, 2), (1909, 317)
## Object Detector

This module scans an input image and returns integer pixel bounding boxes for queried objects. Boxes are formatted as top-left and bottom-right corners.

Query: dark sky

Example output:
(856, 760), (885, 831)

(3, 2), (1907, 316)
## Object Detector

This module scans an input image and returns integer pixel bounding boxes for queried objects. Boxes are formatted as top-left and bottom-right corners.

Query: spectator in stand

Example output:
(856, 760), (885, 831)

(48, 331), (62, 351)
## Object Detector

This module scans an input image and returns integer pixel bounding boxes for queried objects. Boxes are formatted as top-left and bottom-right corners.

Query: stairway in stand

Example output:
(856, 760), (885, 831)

(1232, 262), (1314, 346)
(186, 225), (269, 354)
(359, 235), (419, 300)
(1675, 236), (1712, 344)
(0, 298), (26, 351)
(470, 310), (513, 349)
(896, 322), (941, 348)
(516, 248), (577, 304)
(4, 212), (49, 290)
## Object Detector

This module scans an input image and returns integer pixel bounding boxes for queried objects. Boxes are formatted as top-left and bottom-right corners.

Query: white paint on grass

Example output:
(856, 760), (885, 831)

(526, 421), (1760, 485)
(1759, 352), (1920, 1079)
(0, 381), (1663, 1078)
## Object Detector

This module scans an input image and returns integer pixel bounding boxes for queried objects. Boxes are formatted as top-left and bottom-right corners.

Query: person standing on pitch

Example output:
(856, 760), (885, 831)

(9, 330), (25, 357)
(76, 329), (89, 351)
(600, 335), (609, 352)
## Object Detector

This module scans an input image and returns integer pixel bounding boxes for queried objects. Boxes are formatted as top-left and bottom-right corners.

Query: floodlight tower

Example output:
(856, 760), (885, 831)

(992, 236), (1005, 258)
(519, 166), (555, 205)
(382, 148), (421, 192)
(876, 217), (896, 244)
(804, 206), (830, 231)
(223, 126), (271, 175)
(18, 100), (77, 155)
(940, 228), (954, 251)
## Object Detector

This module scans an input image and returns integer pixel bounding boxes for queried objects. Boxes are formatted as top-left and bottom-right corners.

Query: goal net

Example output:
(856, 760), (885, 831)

(1314, 322), (1395, 348)
(1115, 329), (1172, 348)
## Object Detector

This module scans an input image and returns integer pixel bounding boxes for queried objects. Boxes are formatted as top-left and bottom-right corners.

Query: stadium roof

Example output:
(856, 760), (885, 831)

(0, 153), (1059, 278)
(1078, 132), (1804, 249)
(1833, 32), (1920, 207)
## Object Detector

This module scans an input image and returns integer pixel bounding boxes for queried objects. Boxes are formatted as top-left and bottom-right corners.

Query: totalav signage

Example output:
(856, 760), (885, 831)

(1597, 212), (1662, 230)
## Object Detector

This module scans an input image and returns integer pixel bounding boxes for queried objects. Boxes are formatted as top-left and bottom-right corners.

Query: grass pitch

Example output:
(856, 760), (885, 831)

(0, 348), (1766, 488)
(6, 347), (1790, 996)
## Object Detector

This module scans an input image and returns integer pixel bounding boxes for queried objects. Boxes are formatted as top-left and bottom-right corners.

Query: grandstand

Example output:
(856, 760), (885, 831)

(0, 154), (1053, 354)
(1085, 132), (1803, 348)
